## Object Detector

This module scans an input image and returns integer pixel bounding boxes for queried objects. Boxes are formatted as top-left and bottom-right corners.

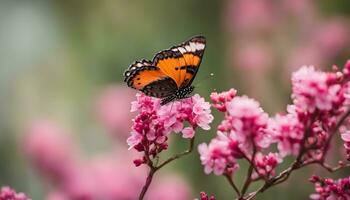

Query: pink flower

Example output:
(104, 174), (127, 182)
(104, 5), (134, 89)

(182, 127), (195, 139)
(343, 60), (350, 78)
(196, 192), (216, 200)
(210, 89), (237, 112)
(292, 66), (341, 112)
(309, 175), (350, 200)
(269, 109), (304, 157)
(226, 96), (270, 149)
(341, 131), (350, 161)
(126, 131), (143, 150)
(131, 93), (160, 113)
(0, 187), (30, 200)
(198, 137), (238, 175)
(127, 93), (213, 166)
(254, 152), (282, 178)
(23, 120), (77, 183)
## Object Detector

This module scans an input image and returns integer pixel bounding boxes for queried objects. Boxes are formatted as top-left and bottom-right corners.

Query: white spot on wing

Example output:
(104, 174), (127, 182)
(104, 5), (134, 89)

(185, 45), (192, 52)
(190, 42), (196, 52)
(178, 47), (186, 54)
(195, 43), (205, 50)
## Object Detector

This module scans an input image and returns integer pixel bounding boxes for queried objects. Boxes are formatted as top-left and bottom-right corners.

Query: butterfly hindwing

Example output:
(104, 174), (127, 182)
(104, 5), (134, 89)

(141, 77), (178, 98)
(153, 35), (206, 89)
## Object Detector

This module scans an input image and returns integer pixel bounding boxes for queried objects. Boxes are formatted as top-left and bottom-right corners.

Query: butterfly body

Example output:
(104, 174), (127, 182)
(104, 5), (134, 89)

(124, 36), (206, 105)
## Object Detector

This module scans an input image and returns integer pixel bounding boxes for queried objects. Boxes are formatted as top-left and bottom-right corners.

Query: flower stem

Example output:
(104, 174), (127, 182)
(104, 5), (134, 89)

(138, 167), (156, 200)
(138, 137), (195, 199)
(156, 137), (195, 169)
(224, 173), (241, 197)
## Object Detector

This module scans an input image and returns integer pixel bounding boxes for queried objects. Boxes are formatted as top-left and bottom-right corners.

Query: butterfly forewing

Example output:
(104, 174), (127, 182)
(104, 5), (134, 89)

(153, 36), (206, 89)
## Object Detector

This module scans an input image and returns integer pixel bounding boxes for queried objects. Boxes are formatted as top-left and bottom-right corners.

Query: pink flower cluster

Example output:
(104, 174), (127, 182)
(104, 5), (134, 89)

(199, 61), (350, 181)
(310, 175), (350, 200)
(291, 66), (343, 112)
(268, 107), (304, 156)
(196, 192), (216, 200)
(341, 132), (350, 161)
(269, 62), (350, 162)
(254, 152), (281, 177)
(199, 91), (280, 177)
(127, 93), (213, 166)
(0, 187), (30, 200)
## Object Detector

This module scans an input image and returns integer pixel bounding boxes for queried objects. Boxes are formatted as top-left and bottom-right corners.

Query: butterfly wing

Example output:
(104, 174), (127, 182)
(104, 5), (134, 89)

(124, 59), (178, 98)
(153, 35), (206, 89)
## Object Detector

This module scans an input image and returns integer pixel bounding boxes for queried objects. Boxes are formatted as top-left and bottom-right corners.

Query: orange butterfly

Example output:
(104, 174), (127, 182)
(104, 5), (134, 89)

(124, 36), (206, 105)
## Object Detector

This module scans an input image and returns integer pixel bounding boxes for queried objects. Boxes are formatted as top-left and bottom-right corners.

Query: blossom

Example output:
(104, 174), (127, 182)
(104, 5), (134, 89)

(127, 93), (213, 166)
(198, 136), (238, 175)
(226, 96), (270, 149)
(254, 152), (282, 178)
(0, 187), (30, 200)
(341, 131), (350, 161)
(269, 109), (304, 157)
(182, 127), (195, 139)
(210, 88), (237, 112)
(291, 66), (341, 112)
(195, 192), (216, 200)
(309, 176), (350, 200)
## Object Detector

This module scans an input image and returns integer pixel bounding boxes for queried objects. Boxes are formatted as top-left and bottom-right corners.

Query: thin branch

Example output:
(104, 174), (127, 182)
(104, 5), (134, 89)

(224, 173), (241, 197)
(138, 137), (196, 200)
(156, 137), (195, 169)
(322, 108), (350, 157)
(138, 168), (156, 200)
(319, 162), (350, 172)
(241, 147), (257, 196)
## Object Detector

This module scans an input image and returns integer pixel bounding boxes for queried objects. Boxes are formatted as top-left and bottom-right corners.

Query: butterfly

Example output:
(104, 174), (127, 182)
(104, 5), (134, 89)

(124, 35), (206, 105)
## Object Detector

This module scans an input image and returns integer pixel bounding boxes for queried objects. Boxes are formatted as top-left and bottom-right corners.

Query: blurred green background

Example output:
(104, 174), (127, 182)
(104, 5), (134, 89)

(0, 0), (350, 199)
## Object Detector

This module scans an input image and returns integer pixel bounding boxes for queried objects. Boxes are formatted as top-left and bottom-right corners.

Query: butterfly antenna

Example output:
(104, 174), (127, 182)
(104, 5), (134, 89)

(193, 72), (214, 88)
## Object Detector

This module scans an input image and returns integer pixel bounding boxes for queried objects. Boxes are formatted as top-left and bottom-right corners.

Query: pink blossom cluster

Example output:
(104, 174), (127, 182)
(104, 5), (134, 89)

(341, 132), (350, 161)
(24, 120), (192, 200)
(0, 187), (30, 200)
(195, 192), (216, 200)
(199, 61), (350, 186)
(199, 91), (281, 177)
(253, 152), (281, 177)
(269, 62), (350, 163)
(309, 175), (350, 200)
(127, 93), (213, 166)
